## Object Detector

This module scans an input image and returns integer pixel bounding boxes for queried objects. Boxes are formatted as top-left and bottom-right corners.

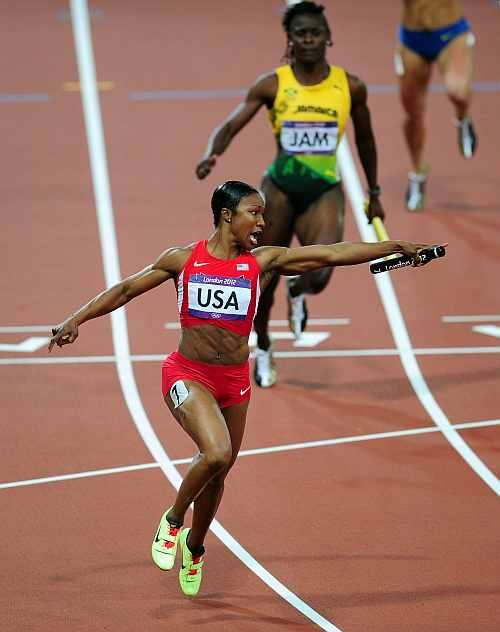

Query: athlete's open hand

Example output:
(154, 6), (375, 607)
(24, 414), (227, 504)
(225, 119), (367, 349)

(365, 196), (385, 224)
(48, 318), (79, 352)
(196, 155), (217, 180)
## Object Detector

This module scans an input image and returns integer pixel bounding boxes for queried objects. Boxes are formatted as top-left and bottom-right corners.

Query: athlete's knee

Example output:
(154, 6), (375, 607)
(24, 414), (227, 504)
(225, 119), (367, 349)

(205, 471), (227, 488)
(403, 100), (425, 125)
(308, 267), (332, 294)
(446, 77), (470, 104)
(203, 444), (232, 474)
(400, 85), (427, 118)
(208, 454), (236, 485)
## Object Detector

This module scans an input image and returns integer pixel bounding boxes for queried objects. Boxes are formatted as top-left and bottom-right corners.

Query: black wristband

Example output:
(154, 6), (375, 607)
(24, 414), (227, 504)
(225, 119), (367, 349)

(368, 185), (381, 196)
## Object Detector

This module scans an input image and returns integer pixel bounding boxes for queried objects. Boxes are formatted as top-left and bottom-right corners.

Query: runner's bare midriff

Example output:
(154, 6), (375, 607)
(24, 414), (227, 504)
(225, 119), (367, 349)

(402, 0), (463, 30)
(178, 325), (249, 365)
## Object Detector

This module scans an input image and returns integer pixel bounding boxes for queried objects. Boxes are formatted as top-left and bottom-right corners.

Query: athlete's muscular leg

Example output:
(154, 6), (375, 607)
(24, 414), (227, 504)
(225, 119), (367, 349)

(292, 185), (345, 295)
(396, 45), (432, 172)
(437, 32), (474, 120)
(163, 382), (233, 529)
(189, 399), (249, 551)
(253, 175), (295, 350)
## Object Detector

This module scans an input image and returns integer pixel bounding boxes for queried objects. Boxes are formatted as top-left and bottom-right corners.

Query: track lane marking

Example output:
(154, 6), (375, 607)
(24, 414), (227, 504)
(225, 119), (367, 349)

(0, 463), (159, 489)
(472, 325), (500, 339)
(70, 2), (341, 629)
(2, 345), (500, 365)
(63, 80), (115, 92)
(0, 326), (54, 333)
(0, 337), (49, 352)
(127, 81), (500, 101)
(165, 318), (351, 329)
(0, 93), (50, 103)
(3, 418), (499, 490)
(338, 138), (500, 496)
(442, 315), (500, 323)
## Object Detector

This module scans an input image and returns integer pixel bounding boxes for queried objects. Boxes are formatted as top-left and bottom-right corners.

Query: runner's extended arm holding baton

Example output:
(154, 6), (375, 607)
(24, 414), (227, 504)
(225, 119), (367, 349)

(365, 201), (447, 272)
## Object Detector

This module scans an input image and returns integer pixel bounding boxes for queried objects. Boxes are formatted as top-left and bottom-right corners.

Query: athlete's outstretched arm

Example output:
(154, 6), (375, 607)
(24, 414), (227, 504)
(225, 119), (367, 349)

(196, 73), (276, 179)
(255, 240), (429, 276)
(348, 73), (385, 224)
(48, 247), (186, 351)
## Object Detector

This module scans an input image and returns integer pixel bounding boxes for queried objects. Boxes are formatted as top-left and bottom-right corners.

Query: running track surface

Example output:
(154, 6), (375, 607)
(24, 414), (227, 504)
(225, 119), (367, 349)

(2, 2), (499, 631)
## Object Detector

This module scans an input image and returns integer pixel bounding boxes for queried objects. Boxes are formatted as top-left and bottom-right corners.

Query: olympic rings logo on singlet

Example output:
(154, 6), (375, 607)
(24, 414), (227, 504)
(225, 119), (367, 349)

(187, 273), (251, 321)
(280, 121), (339, 155)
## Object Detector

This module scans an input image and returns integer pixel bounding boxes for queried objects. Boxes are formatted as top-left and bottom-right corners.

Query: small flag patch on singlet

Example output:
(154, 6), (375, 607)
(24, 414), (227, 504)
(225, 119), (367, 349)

(237, 263), (249, 271)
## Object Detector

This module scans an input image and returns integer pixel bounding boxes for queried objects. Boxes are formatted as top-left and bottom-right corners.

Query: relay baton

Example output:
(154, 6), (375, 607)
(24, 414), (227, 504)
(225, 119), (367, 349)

(364, 200), (390, 243)
(372, 216), (389, 242)
(364, 202), (395, 264)
(370, 245), (447, 274)
(364, 201), (447, 273)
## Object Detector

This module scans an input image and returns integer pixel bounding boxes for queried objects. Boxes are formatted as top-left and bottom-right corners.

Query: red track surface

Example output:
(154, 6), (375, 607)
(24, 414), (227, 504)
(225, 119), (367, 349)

(2, 2), (499, 631)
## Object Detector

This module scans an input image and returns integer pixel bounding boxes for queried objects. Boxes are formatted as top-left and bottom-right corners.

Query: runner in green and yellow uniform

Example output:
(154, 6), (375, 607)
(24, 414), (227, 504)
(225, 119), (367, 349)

(196, 1), (385, 388)
(267, 63), (351, 214)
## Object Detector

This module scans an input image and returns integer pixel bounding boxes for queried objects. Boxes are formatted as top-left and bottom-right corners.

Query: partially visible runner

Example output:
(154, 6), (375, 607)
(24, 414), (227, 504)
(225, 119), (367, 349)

(396, 0), (477, 211)
(196, 1), (385, 388)
(48, 180), (431, 597)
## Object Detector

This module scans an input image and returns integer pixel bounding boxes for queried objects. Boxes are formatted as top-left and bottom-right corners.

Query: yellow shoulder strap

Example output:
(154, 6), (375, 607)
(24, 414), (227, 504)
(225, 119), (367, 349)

(275, 65), (295, 87)
(329, 66), (350, 93)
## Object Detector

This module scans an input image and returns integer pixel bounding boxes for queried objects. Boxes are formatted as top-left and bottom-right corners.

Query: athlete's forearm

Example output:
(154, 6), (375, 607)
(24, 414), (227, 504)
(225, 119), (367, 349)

(203, 94), (265, 160)
(355, 130), (379, 190)
(328, 240), (402, 265)
(67, 283), (130, 327)
(203, 123), (234, 159)
(269, 241), (407, 275)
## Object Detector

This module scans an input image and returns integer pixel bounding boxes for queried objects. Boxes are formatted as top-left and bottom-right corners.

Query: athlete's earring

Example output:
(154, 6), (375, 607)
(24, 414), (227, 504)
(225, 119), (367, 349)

(225, 217), (231, 224)
(327, 39), (333, 47)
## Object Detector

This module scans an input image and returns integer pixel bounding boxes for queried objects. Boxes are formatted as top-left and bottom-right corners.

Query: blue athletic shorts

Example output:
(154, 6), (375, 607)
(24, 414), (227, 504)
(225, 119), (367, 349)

(399, 17), (471, 63)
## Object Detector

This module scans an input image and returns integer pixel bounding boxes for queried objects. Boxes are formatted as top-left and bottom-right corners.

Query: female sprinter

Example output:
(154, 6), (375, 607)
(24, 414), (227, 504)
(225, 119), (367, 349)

(49, 181), (430, 597)
(196, 1), (385, 388)
(396, 0), (477, 211)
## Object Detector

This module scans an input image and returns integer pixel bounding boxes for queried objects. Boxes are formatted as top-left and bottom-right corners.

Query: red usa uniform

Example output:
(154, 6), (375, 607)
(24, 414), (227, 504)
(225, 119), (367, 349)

(162, 240), (261, 408)
(176, 240), (261, 336)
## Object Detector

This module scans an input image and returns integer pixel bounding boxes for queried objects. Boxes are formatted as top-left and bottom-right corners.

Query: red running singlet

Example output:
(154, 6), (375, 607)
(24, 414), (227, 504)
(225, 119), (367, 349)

(175, 240), (261, 338)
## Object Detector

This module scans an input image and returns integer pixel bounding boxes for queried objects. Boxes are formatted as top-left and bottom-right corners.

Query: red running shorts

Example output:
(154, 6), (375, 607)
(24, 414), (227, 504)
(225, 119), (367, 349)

(162, 351), (251, 410)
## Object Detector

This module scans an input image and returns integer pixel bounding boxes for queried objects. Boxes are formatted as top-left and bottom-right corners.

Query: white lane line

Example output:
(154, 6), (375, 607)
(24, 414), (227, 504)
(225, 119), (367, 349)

(200, 418), (500, 461)
(71, 2), (341, 630)
(2, 345), (500, 366)
(338, 138), (500, 496)
(3, 418), (499, 490)
(473, 325), (500, 340)
(164, 318), (350, 329)
(0, 462), (159, 489)
(268, 318), (350, 326)
(0, 355), (116, 365)
(248, 331), (331, 348)
(413, 346), (500, 355)
(0, 337), (49, 352)
(0, 326), (54, 333)
(442, 315), (500, 323)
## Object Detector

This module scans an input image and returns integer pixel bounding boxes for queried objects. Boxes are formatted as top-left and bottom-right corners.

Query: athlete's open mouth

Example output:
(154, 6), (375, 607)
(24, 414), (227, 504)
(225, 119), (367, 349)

(249, 231), (262, 246)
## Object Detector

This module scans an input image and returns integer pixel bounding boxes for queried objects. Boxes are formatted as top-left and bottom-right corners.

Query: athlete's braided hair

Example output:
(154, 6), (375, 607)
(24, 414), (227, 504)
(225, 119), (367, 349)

(282, 1), (332, 62)
(211, 181), (260, 227)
